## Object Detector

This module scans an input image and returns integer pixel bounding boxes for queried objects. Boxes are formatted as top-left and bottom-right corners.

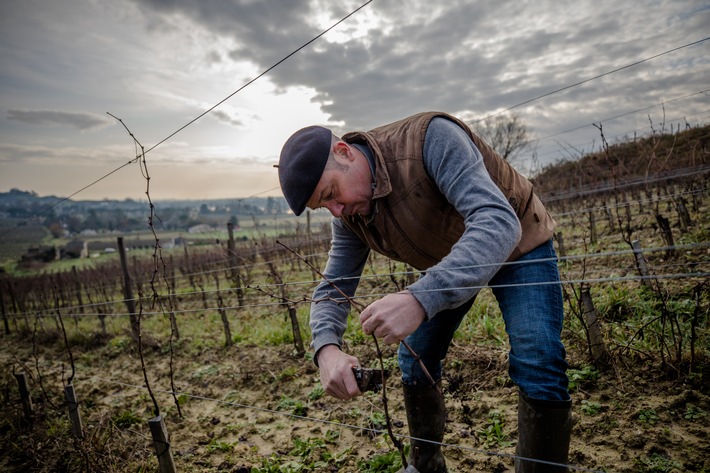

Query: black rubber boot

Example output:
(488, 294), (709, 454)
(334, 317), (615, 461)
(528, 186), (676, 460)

(515, 392), (572, 472)
(399, 383), (448, 473)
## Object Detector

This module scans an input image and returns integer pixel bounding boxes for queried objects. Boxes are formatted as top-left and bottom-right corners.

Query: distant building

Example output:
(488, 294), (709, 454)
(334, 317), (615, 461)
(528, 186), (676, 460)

(63, 240), (89, 259)
(188, 224), (213, 234)
(20, 246), (59, 264)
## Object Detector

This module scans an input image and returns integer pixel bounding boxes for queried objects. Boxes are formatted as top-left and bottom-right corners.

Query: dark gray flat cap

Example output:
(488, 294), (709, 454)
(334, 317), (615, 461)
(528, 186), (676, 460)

(278, 125), (332, 215)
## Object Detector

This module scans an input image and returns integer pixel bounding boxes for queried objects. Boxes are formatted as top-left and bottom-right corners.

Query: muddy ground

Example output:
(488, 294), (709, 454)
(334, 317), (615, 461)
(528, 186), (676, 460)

(1, 327), (708, 473)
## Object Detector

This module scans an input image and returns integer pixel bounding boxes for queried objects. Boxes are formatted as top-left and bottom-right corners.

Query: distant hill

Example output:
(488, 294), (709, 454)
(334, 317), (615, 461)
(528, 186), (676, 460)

(531, 124), (710, 201)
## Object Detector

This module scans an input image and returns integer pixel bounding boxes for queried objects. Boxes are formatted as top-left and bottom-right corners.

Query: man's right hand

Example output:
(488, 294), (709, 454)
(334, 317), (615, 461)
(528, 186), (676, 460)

(317, 345), (363, 400)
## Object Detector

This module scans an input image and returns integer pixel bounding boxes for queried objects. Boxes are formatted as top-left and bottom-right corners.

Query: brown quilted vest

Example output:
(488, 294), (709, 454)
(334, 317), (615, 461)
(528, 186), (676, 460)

(340, 111), (555, 270)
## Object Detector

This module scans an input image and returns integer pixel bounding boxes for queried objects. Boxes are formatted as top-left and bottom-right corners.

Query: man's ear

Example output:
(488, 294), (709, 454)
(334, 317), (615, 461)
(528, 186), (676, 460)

(333, 141), (355, 162)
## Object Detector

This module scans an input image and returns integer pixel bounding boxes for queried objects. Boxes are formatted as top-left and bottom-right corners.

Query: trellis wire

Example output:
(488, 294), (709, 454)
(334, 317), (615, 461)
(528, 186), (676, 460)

(6, 239), (708, 320)
(11, 270), (708, 321)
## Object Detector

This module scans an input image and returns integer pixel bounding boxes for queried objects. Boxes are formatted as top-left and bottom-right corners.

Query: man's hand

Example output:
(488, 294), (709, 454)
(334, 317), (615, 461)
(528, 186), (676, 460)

(359, 291), (426, 345)
(317, 345), (363, 400)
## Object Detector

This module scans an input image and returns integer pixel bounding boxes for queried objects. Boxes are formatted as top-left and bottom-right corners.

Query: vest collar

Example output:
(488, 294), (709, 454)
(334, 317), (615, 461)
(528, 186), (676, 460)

(344, 132), (393, 199)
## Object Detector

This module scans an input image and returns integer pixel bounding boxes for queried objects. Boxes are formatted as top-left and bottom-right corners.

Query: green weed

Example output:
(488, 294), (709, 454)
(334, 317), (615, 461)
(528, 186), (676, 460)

(324, 429), (340, 443)
(638, 408), (660, 425)
(635, 452), (682, 472)
(580, 400), (602, 416)
(567, 365), (599, 392)
(277, 366), (299, 381)
(206, 439), (234, 452)
(683, 404), (706, 422)
(479, 410), (512, 449)
(357, 448), (404, 472)
(290, 436), (325, 457)
(277, 395), (308, 417)
(176, 393), (190, 407)
(251, 436), (350, 472)
(308, 385), (325, 401)
(368, 412), (387, 430)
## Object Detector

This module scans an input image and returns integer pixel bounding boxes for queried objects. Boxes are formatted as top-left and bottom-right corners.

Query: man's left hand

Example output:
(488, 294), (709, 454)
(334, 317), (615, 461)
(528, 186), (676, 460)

(359, 291), (426, 344)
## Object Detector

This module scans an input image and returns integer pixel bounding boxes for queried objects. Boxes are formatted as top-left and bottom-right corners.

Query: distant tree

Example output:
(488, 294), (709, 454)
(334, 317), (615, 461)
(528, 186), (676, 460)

(84, 209), (102, 230)
(472, 114), (530, 163)
(47, 221), (63, 238)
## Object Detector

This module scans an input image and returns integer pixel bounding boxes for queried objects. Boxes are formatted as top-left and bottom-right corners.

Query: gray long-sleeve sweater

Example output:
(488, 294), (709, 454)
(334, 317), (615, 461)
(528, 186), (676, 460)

(308, 117), (522, 355)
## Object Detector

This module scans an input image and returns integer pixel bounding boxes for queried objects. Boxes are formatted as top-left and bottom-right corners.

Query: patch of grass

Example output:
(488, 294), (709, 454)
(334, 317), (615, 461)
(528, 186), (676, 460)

(251, 435), (351, 472)
(308, 385), (325, 401)
(277, 366), (299, 381)
(45, 416), (71, 437)
(289, 436), (325, 457)
(368, 411), (387, 431)
(176, 393), (190, 407)
(635, 452), (682, 472)
(107, 335), (131, 351)
(453, 292), (506, 345)
(191, 365), (220, 379)
(380, 355), (399, 372)
(277, 395), (308, 417)
(206, 439), (235, 452)
(252, 455), (306, 473)
(111, 411), (142, 429)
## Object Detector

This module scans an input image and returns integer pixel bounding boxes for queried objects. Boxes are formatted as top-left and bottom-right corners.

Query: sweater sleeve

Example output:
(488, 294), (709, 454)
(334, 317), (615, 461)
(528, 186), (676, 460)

(309, 217), (370, 355)
(407, 117), (522, 318)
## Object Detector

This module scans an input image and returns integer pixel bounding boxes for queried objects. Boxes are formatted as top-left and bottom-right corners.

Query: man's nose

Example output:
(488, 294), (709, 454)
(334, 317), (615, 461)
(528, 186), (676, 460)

(327, 202), (345, 217)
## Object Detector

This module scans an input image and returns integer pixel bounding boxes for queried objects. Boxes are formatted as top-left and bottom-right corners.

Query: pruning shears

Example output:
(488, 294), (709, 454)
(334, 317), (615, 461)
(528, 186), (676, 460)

(352, 367), (390, 393)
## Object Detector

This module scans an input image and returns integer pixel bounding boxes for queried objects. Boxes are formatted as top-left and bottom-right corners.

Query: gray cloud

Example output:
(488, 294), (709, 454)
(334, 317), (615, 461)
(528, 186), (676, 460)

(6, 110), (111, 131)
(129, 0), (709, 147)
(211, 110), (244, 127)
(1, 0), (708, 200)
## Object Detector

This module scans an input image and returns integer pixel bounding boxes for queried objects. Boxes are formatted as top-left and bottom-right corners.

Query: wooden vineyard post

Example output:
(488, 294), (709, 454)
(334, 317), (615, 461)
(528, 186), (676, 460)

(227, 223), (245, 307)
(214, 273), (233, 348)
(118, 237), (140, 342)
(675, 197), (692, 232)
(631, 240), (653, 288)
(554, 232), (567, 259)
(306, 210), (318, 281)
(14, 372), (33, 420)
(0, 279), (9, 335)
(605, 205), (615, 233)
(588, 210), (597, 245)
(654, 213), (676, 257)
(64, 384), (84, 438)
(288, 306), (305, 357)
(71, 265), (85, 315)
(580, 284), (609, 367)
(169, 256), (179, 312)
(148, 415), (177, 473)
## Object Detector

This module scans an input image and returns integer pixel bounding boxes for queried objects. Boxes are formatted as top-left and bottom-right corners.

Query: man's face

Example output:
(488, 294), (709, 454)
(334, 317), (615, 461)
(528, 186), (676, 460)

(306, 142), (373, 218)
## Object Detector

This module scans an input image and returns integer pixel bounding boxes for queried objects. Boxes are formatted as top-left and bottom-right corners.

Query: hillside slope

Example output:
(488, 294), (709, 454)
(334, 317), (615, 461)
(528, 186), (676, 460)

(531, 124), (710, 200)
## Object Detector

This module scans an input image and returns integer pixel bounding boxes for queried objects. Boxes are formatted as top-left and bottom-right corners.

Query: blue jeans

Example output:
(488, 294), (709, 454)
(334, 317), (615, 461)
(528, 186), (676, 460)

(398, 239), (570, 401)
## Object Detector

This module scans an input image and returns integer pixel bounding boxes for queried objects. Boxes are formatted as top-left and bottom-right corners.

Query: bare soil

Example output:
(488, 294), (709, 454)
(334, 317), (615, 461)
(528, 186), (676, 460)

(1, 329), (708, 473)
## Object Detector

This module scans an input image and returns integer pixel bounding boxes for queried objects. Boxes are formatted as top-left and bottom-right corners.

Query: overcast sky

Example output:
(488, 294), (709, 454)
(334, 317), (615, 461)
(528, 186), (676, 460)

(1, 0), (708, 202)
